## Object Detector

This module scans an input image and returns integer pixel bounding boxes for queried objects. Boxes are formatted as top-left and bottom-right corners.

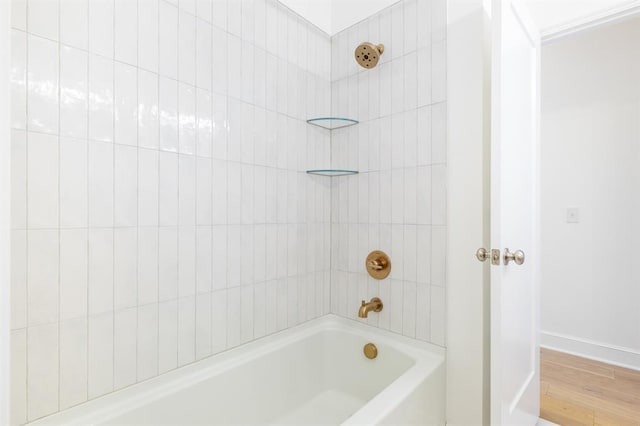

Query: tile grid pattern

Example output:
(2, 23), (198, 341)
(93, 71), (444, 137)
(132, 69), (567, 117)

(9, 0), (448, 423)
(329, 0), (447, 345)
(9, 0), (332, 423)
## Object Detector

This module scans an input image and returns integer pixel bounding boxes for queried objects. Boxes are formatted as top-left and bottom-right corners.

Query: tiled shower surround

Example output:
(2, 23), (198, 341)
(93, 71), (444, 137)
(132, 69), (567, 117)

(8, 0), (445, 423)
(330, 0), (446, 344)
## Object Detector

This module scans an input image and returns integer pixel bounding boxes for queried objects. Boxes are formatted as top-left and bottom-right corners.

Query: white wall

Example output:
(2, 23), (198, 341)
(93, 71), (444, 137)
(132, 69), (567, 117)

(9, 0), (332, 423)
(329, 0), (448, 346)
(9, 0), (454, 423)
(541, 17), (640, 369)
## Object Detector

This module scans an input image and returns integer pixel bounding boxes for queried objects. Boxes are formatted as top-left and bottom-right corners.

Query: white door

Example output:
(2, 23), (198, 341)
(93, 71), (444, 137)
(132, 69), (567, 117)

(490, 0), (540, 424)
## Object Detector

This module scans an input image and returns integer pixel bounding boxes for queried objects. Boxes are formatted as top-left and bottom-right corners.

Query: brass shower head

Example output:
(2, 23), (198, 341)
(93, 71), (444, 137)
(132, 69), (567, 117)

(354, 42), (385, 69)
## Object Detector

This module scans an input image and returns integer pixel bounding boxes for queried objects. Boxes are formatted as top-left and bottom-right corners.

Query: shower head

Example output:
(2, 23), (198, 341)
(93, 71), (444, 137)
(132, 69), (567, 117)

(354, 42), (385, 69)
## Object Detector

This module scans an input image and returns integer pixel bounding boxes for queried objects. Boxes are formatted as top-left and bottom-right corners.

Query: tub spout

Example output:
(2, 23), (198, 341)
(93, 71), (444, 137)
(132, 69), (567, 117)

(358, 297), (383, 318)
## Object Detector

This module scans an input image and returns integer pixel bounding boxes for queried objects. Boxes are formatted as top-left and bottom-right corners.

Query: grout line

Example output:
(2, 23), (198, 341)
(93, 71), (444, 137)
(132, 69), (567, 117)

(192, 1), (199, 361)
(110, 0), (116, 396)
(23, 0), (30, 417)
(56, 0), (62, 412)
(175, 0), (182, 369)
(85, 0), (91, 405)
(207, 0), (215, 359)
(134, 0), (141, 385)
(156, 0), (161, 380)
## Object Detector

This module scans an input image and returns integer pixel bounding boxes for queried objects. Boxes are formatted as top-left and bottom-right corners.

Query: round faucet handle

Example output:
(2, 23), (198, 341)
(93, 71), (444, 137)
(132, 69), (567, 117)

(367, 259), (385, 270)
(365, 250), (392, 279)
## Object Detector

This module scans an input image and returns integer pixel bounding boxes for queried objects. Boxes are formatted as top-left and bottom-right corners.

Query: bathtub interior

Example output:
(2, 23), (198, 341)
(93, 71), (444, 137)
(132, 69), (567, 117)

(101, 329), (416, 425)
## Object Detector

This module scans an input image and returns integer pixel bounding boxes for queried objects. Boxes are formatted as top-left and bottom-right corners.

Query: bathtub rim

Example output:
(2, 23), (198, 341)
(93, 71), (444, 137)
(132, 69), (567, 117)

(28, 314), (445, 425)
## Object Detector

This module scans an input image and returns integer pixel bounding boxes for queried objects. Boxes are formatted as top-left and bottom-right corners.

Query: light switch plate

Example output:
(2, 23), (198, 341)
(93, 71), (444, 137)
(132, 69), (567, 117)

(566, 208), (580, 223)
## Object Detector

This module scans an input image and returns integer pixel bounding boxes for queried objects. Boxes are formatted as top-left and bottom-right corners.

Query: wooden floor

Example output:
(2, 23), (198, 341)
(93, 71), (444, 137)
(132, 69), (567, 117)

(540, 348), (640, 426)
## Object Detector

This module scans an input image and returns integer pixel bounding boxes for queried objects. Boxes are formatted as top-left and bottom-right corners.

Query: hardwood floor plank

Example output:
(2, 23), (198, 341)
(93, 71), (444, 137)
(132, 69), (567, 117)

(614, 365), (640, 383)
(540, 350), (640, 425)
(594, 408), (640, 426)
(541, 380), (550, 395)
(546, 383), (640, 420)
(541, 349), (615, 379)
(540, 393), (594, 426)
(541, 360), (640, 406)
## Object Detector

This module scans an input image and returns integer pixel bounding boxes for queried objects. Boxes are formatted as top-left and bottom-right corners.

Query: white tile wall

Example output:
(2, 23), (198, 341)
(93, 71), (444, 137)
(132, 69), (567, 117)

(329, 0), (447, 347)
(10, 0), (446, 423)
(9, 0), (331, 424)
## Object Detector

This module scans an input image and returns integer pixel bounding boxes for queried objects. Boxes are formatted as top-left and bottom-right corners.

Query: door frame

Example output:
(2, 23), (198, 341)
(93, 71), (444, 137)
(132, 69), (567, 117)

(446, 0), (492, 424)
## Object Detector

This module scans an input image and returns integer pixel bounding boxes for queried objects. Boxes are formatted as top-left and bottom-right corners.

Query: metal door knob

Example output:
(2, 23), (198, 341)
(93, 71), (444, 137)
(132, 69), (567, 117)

(503, 248), (525, 265)
(476, 248), (490, 262)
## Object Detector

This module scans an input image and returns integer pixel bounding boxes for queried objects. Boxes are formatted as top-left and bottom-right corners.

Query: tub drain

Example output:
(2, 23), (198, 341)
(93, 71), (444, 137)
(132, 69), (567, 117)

(363, 343), (378, 359)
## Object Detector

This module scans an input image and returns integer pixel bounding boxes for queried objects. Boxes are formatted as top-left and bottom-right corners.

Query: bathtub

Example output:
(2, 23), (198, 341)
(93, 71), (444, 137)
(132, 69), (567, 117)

(30, 315), (445, 425)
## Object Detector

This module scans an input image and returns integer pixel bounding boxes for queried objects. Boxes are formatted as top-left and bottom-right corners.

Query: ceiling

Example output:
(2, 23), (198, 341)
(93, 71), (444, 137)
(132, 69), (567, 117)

(523, 0), (639, 33)
(278, 0), (638, 38)
(278, 0), (400, 36)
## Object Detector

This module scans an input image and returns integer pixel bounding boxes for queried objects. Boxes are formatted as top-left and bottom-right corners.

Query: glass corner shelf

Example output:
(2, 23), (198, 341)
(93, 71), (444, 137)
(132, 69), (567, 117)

(306, 117), (359, 130)
(306, 169), (359, 177)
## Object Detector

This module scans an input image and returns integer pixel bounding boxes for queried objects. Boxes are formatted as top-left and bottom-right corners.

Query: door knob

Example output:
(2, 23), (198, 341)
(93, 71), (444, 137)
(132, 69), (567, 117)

(503, 248), (525, 265)
(476, 248), (490, 262)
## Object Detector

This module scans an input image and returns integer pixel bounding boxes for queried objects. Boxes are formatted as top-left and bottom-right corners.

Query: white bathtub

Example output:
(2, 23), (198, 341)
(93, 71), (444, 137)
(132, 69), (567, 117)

(31, 315), (445, 425)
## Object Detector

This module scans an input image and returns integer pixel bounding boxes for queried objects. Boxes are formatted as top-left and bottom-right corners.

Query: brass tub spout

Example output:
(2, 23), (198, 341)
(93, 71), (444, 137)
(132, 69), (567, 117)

(359, 297), (383, 318)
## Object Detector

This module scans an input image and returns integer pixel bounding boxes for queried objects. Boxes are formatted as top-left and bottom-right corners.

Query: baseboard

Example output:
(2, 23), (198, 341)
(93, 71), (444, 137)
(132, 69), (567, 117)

(541, 331), (640, 371)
